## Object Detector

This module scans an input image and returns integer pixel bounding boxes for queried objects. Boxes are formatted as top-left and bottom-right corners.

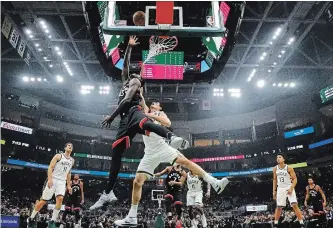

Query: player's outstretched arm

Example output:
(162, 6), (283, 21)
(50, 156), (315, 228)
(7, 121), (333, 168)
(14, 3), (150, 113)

(154, 166), (171, 177)
(318, 185), (327, 207)
(121, 36), (140, 84)
(272, 167), (277, 200)
(139, 88), (149, 114)
(102, 78), (141, 128)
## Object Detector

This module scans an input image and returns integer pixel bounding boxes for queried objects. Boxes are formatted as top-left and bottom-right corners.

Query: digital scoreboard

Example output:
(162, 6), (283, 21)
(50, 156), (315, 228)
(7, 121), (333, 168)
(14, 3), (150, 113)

(142, 51), (184, 80)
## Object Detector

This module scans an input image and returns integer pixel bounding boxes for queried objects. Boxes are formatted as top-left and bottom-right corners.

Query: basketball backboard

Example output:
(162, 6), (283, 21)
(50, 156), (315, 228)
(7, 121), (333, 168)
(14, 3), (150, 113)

(100, 1), (226, 37)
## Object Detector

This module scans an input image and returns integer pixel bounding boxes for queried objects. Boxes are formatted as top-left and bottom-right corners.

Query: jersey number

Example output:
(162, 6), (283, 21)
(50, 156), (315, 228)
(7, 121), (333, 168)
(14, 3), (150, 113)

(279, 177), (285, 182)
(63, 167), (68, 172)
(192, 184), (195, 189)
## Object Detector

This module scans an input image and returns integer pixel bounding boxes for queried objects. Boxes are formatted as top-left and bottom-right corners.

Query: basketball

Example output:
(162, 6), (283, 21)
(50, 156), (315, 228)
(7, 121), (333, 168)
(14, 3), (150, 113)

(133, 11), (145, 26)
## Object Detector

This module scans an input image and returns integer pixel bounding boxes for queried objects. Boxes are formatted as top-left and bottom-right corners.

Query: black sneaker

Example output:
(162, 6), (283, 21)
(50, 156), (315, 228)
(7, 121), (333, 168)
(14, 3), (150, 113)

(27, 217), (37, 228)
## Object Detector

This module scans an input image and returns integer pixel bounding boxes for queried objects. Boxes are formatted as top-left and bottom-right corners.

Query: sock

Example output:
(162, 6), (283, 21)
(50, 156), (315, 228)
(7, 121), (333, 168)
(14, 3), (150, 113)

(30, 209), (38, 219)
(274, 220), (278, 224)
(142, 121), (174, 140)
(51, 208), (60, 221)
(174, 203), (182, 220)
(201, 214), (207, 228)
(299, 220), (304, 224)
(128, 204), (138, 217)
(105, 145), (125, 194)
(202, 172), (216, 185)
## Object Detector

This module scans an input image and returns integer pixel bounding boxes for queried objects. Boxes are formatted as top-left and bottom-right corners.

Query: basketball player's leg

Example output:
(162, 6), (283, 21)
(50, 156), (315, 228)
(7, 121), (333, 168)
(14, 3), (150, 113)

(288, 191), (304, 225)
(187, 193), (196, 227)
(28, 180), (54, 227)
(193, 193), (207, 228)
(114, 154), (158, 226)
(62, 198), (73, 223)
(129, 107), (189, 150)
(274, 187), (287, 226)
(72, 201), (82, 226)
(49, 181), (67, 228)
(175, 154), (229, 194)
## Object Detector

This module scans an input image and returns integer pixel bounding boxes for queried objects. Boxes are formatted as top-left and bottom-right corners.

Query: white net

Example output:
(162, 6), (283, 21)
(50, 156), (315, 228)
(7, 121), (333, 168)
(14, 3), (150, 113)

(143, 36), (178, 64)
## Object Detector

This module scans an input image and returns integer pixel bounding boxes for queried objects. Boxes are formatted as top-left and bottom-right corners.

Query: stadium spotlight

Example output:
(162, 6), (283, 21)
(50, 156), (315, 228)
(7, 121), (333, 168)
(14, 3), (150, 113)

(43, 78), (47, 82)
(213, 88), (219, 92)
(29, 35), (34, 38)
(273, 35), (277, 40)
(231, 93), (241, 98)
(228, 88), (241, 93)
(273, 83), (276, 87)
(257, 80), (265, 88)
(284, 83), (289, 87)
(45, 29), (49, 33)
(275, 27), (282, 36)
(260, 56), (264, 61)
(37, 78), (42, 82)
(269, 41), (273, 45)
(273, 62), (277, 65)
(57, 51), (62, 56)
(278, 55), (282, 58)
(39, 20), (45, 25)
(290, 82), (295, 87)
(247, 77), (252, 82)
(48, 35), (52, 39)
(55, 47), (60, 51)
(213, 93), (217, 96)
(25, 29), (32, 35)
(262, 52), (267, 57)
(35, 43), (40, 47)
(278, 83), (282, 87)
(104, 86), (110, 90)
(30, 77), (35, 82)
(49, 64), (53, 68)
(81, 89), (90, 95)
(281, 50), (285, 54)
(38, 48), (43, 52)
(22, 76), (29, 82)
(268, 69), (271, 73)
(56, 75), (64, 82)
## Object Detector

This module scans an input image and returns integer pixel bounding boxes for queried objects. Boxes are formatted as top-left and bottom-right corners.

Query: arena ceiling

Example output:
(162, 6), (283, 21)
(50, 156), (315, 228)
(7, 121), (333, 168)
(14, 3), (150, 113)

(1, 1), (333, 115)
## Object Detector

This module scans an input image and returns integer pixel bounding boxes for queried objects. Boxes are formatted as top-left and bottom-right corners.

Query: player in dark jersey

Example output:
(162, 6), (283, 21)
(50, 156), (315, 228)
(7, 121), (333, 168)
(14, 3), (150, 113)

(62, 174), (84, 227)
(304, 177), (327, 226)
(155, 164), (187, 227)
(90, 36), (189, 210)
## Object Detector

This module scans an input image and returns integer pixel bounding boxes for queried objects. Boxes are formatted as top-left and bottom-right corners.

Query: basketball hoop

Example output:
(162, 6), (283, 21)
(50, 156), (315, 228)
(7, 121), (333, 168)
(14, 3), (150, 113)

(143, 36), (178, 64)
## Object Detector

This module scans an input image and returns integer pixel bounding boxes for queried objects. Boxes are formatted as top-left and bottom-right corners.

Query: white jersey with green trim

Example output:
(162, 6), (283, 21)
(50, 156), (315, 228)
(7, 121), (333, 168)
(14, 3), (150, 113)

(52, 153), (74, 181)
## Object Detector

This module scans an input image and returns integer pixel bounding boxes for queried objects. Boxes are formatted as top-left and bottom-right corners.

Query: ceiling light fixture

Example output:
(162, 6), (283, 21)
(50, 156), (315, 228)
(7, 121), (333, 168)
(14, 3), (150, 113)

(22, 76), (29, 82)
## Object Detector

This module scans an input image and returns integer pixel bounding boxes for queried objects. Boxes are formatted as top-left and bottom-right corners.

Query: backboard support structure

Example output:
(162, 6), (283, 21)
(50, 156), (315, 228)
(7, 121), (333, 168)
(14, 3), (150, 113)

(103, 1), (226, 37)
(152, 190), (165, 209)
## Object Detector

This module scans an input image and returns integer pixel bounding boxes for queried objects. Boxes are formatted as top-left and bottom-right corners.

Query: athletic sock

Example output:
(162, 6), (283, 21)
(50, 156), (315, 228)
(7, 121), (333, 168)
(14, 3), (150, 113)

(30, 209), (38, 219)
(299, 220), (304, 224)
(274, 220), (278, 224)
(51, 208), (60, 221)
(128, 204), (138, 218)
(202, 172), (216, 185)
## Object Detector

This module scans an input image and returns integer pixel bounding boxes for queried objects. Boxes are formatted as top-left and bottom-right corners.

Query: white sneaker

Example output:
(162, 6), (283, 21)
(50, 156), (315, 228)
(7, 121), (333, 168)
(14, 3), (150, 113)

(212, 178), (229, 194)
(114, 216), (138, 227)
(89, 191), (117, 210)
(170, 136), (190, 150)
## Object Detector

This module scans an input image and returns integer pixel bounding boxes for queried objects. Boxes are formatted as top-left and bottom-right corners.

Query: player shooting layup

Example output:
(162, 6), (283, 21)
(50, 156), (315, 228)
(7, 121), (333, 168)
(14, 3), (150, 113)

(273, 153), (304, 227)
(27, 143), (74, 228)
(91, 36), (189, 210)
(114, 100), (229, 227)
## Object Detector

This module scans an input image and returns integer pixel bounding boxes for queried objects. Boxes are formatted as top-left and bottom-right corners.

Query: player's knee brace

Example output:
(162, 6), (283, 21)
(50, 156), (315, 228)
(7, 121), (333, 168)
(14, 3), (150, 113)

(164, 194), (173, 213)
(174, 201), (182, 219)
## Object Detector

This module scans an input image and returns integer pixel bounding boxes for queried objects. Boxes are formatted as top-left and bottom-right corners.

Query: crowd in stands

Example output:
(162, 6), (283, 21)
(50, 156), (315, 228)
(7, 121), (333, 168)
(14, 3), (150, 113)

(2, 165), (333, 227)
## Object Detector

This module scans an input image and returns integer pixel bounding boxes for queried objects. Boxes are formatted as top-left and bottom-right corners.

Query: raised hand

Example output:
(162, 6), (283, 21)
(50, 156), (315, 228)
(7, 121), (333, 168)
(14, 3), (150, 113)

(129, 36), (140, 47)
(101, 115), (115, 128)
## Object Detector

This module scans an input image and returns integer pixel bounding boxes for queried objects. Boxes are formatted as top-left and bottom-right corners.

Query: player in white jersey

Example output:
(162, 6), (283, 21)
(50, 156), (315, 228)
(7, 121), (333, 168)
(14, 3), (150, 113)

(273, 153), (304, 227)
(114, 98), (229, 227)
(186, 170), (210, 228)
(27, 143), (75, 228)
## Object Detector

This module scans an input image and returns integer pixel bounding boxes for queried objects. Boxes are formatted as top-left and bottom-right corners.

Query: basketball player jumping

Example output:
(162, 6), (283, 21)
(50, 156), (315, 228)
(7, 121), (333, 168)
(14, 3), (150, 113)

(114, 100), (229, 227)
(62, 174), (84, 228)
(273, 153), (304, 227)
(90, 36), (189, 210)
(27, 143), (75, 228)
(186, 170), (210, 228)
(304, 176), (327, 223)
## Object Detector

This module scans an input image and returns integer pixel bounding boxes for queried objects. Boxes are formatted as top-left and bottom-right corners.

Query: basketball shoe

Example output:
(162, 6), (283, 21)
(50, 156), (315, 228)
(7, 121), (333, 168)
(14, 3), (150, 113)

(89, 190), (117, 210)
(211, 178), (229, 194)
(114, 216), (138, 227)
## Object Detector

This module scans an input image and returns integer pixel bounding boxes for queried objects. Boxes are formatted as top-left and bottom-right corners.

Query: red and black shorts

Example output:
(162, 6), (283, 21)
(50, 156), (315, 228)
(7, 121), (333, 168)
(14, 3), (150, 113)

(116, 105), (149, 141)
(65, 196), (81, 210)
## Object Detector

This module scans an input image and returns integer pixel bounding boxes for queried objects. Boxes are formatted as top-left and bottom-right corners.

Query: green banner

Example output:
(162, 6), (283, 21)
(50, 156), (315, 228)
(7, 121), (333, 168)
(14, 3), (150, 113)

(320, 85), (333, 104)
(74, 153), (141, 163)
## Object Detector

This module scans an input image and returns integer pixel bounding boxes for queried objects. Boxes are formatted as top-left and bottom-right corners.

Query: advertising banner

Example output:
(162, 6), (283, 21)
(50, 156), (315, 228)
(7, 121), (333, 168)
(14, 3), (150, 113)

(246, 205), (268, 212)
(0, 215), (20, 228)
(284, 126), (314, 138)
(1, 122), (33, 134)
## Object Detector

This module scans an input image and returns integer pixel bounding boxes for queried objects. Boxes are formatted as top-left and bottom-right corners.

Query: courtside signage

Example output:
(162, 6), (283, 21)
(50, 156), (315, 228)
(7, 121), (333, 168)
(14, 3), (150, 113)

(0, 215), (20, 228)
(1, 121), (33, 134)
(246, 205), (268, 212)
(284, 126), (314, 138)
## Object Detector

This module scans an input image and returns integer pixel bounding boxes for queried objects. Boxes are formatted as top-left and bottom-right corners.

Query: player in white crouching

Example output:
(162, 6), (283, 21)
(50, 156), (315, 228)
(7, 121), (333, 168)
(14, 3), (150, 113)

(273, 153), (304, 227)
(114, 98), (229, 227)
(27, 143), (75, 228)
(186, 170), (210, 228)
